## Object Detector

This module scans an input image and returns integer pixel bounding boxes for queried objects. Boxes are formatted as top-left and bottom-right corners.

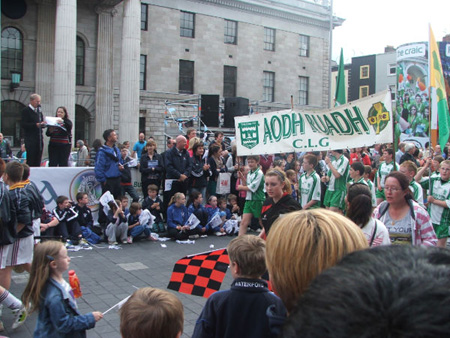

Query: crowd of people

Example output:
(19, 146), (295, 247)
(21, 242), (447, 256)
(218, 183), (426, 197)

(1, 93), (450, 336)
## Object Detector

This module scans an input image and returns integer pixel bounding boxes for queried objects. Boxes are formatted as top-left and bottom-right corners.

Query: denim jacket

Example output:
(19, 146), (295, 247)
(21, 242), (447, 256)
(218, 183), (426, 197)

(34, 278), (95, 338)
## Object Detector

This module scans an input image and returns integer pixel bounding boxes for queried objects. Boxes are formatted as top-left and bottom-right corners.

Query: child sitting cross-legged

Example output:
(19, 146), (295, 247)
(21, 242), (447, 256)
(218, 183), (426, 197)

(187, 191), (209, 235)
(167, 193), (200, 241)
(105, 200), (128, 245)
(127, 202), (152, 244)
(205, 196), (226, 236)
(192, 235), (286, 338)
(142, 185), (165, 233)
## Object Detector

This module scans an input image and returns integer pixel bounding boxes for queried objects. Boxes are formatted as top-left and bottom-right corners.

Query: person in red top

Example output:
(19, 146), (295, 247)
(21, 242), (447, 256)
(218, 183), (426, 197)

(350, 147), (371, 166)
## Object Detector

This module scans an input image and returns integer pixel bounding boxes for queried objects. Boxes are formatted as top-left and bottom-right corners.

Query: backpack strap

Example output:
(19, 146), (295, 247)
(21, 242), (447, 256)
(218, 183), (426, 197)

(369, 220), (378, 247)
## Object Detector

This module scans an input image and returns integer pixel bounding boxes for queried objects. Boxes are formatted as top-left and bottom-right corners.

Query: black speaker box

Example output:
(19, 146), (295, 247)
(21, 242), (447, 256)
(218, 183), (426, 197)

(201, 94), (220, 128)
(224, 97), (249, 128)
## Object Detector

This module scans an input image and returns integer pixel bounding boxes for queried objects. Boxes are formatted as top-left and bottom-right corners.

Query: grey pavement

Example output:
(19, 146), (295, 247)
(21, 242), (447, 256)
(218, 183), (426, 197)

(2, 234), (239, 338)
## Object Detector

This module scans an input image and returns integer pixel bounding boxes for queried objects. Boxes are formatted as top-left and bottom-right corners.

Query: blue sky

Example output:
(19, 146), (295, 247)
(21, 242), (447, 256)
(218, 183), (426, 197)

(332, 0), (449, 63)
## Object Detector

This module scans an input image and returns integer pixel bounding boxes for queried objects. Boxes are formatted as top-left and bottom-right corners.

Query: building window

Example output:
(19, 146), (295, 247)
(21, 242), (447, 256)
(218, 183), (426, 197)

(388, 64), (396, 76)
(299, 34), (309, 57)
(180, 11), (195, 38)
(264, 27), (275, 51)
(389, 85), (396, 101)
(263, 71), (275, 102)
(360, 65), (369, 79)
(179, 60), (194, 94)
(359, 85), (369, 98)
(1, 27), (23, 80)
(139, 115), (146, 134)
(299, 76), (309, 105)
(224, 20), (237, 45)
(76, 37), (85, 85)
(141, 4), (148, 31)
(140, 55), (147, 90)
(224, 66), (237, 98)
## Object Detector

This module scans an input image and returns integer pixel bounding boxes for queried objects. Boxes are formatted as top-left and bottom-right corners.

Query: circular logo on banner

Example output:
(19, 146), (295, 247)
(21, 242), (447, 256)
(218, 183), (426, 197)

(69, 169), (102, 211)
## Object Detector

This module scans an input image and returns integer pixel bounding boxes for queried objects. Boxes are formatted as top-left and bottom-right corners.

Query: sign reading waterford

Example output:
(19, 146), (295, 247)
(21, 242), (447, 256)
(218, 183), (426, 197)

(235, 91), (393, 156)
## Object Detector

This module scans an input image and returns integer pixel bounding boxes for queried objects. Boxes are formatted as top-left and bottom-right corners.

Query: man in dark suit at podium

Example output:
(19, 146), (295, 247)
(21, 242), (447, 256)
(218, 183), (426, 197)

(21, 94), (46, 167)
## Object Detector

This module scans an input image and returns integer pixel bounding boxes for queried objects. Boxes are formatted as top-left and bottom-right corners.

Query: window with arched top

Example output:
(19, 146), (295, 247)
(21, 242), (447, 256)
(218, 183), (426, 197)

(1, 27), (23, 80)
(76, 36), (85, 85)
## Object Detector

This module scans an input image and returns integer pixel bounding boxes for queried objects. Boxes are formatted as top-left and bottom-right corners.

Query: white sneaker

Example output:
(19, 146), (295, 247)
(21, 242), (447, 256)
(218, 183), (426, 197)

(12, 305), (27, 329)
(189, 234), (200, 240)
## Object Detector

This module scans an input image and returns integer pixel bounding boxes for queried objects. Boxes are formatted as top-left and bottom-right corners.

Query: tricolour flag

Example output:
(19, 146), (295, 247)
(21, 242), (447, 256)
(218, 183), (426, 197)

(429, 25), (450, 150)
(167, 248), (229, 298)
(334, 48), (346, 107)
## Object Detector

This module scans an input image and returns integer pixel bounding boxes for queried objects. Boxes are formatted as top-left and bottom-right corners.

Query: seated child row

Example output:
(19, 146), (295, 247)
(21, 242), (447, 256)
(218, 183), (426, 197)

(41, 185), (241, 245)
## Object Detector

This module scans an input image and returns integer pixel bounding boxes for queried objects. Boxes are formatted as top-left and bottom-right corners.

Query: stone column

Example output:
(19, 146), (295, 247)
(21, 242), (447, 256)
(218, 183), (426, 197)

(35, 0), (55, 116)
(94, 5), (116, 138)
(119, 0), (140, 143)
(54, 0), (77, 126)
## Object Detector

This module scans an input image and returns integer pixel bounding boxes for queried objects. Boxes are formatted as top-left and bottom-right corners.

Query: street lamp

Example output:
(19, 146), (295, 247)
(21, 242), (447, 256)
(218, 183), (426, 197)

(10, 71), (21, 92)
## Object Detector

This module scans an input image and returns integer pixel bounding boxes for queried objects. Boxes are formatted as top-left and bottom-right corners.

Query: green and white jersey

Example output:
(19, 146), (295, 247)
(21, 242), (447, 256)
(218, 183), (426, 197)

(409, 180), (424, 206)
(299, 170), (321, 209)
(366, 178), (377, 207)
(376, 161), (398, 188)
(328, 155), (349, 191)
(246, 167), (265, 201)
(421, 177), (450, 226)
(349, 177), (376, 207)
(419, 171), (441, 189)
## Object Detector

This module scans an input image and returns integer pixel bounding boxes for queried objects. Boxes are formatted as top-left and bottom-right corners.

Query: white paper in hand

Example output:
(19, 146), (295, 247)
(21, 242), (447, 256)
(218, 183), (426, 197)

(185, 213), (200, 230)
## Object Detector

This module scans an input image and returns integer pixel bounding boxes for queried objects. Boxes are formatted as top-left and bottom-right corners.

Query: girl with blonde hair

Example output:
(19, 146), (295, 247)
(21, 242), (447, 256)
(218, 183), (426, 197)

(265, 209), (368, 313)
(22, 241), (103, 336)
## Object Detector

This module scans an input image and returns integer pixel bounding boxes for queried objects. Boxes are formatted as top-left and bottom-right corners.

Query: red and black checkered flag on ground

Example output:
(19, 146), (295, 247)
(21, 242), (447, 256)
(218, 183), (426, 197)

(167, 248), (229, 298)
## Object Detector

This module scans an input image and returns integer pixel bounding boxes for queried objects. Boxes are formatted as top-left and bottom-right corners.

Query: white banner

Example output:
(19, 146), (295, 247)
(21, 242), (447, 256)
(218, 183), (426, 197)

(29, 167), (143, 223)
(235, 90), (393, 156)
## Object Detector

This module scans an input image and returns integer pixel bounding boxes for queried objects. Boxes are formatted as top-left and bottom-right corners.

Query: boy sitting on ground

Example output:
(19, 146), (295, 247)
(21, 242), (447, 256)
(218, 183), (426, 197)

(192, 235), (286, 338)
(142, 185), (165, 233)
(49, 196), (82, 245)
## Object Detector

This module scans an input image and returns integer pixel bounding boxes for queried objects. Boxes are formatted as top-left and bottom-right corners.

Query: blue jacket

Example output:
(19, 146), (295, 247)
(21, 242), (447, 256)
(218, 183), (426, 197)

(192, 278), (286, 338)
(34, 278), (95, 338)
(94, 145), (123, 183)
(167, 204), (189, 229)
(165, 147), (192, 179)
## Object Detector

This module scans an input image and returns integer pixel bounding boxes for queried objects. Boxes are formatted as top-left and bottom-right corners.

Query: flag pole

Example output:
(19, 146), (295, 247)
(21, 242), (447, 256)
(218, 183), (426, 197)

(392, 88), (398, 169)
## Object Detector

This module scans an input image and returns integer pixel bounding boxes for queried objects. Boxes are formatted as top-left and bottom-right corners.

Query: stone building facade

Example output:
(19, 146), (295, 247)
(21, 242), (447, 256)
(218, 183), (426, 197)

(1, 0), (341, 151)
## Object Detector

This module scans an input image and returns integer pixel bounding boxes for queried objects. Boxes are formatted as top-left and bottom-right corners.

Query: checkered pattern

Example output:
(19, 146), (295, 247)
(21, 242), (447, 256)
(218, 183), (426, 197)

(167, 248), (230, 298)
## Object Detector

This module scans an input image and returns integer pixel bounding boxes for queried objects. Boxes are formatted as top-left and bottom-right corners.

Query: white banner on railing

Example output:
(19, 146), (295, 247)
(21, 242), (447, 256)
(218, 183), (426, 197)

(235, 90), (393, 156)
(29, 167), (142, 215)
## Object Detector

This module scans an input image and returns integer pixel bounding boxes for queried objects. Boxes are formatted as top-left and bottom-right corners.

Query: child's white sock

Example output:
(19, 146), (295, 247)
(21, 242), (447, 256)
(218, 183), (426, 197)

(0, 290), (22, 310)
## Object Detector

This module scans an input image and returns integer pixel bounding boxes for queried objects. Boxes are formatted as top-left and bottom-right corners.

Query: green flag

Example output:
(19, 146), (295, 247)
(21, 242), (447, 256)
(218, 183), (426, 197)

(334, 48), (346, 107)
(430, 26), (450, 150)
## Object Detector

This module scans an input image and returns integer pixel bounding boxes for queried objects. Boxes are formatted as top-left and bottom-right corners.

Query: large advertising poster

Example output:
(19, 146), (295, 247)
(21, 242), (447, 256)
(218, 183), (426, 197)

(440, 40), (450, 105)
(396, 42), (429, 148)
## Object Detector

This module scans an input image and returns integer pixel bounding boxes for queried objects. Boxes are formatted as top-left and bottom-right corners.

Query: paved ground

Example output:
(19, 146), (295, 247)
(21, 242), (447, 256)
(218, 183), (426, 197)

(2, 234), (237, 338)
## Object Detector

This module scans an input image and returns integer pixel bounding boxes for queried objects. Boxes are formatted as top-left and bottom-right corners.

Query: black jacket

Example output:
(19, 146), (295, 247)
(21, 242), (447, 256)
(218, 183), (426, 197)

(0, 182), (17, 245)
(121, 156), (133, 184)
(21, 106), (44, 146)
(23, 181), (44, 220)
(9, 184), (33, 238)
(189, 155), (212, 188)
(165, 147), (192, 179)
(261, 194), (301, 235)
(139, 152), (163, 182)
